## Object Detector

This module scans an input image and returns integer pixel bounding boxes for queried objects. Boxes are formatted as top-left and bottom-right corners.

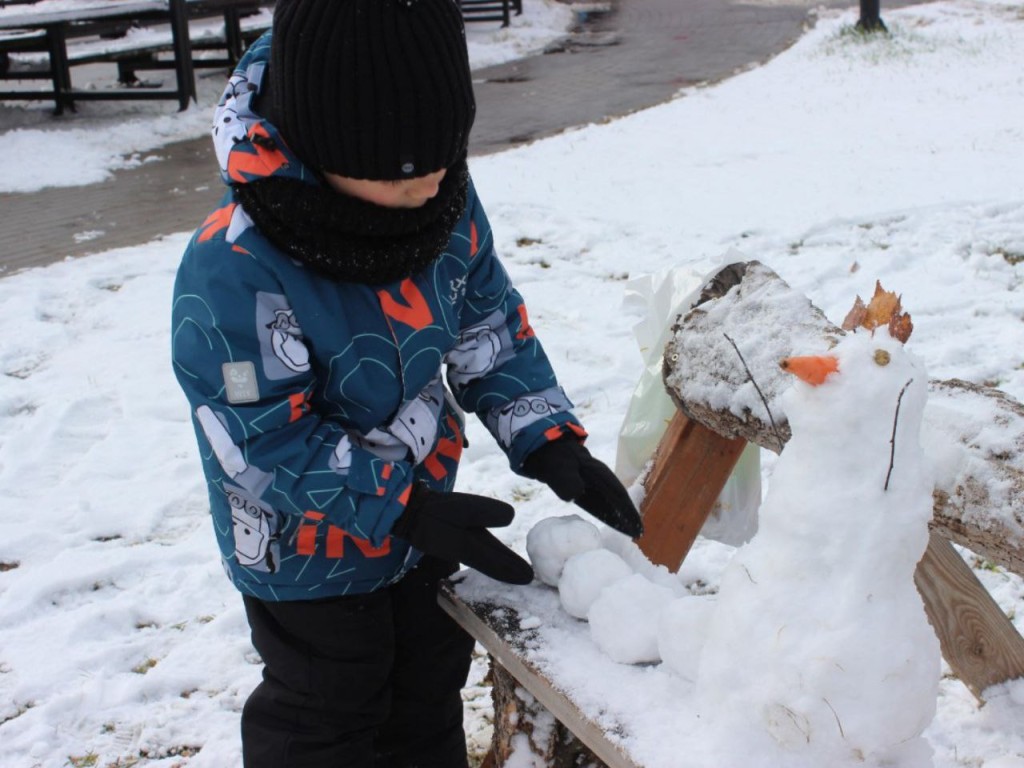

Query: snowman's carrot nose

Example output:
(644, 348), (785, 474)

(780, 355), (839, 386)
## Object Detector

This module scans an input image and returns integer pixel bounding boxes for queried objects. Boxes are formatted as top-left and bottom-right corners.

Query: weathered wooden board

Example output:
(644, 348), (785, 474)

(439, 582), (641, 768)
(915, 532), (1024, 700)
(637, 410), (746, 570)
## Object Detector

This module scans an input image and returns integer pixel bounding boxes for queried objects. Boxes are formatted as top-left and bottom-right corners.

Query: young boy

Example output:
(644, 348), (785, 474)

(170, 0), (642, 765)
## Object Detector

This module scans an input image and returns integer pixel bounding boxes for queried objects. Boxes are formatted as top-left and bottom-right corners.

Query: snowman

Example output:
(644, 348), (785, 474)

(695, 285), (941, 768)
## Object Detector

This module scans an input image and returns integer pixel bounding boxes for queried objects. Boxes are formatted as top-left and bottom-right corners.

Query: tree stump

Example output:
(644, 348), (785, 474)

(486, 658), (606, 768)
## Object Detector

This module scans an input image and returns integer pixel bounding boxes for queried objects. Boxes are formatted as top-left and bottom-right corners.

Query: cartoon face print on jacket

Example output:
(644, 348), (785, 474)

(388, 375), (445, 463)
(349, 374), (446, 464)
(489, 387), (573, 450)
(268, 308), (310, 373)
(225, 483), (282, 573)
(446, 309), (515, 392)
(212, 58), (266, 178)
(256, 292), (311, 378)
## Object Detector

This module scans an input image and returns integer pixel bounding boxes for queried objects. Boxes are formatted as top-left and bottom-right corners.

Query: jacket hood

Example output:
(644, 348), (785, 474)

(211, 31), (318, 188)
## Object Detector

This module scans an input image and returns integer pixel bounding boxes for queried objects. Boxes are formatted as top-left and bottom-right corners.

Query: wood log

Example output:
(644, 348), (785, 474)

(487, 659), (607, 768)
(662, 260), (1024, 579)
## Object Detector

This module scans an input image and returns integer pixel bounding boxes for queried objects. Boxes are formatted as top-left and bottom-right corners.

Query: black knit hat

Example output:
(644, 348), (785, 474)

(268, 0), (476, 180)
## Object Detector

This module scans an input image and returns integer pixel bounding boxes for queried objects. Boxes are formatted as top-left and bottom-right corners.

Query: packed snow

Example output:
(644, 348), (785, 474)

(2, 0), (1024, 766)
(696, 332), (940, 767)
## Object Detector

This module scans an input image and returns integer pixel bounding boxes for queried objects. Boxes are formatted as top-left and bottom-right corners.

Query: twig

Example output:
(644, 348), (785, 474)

(723, 333), (784, 450)
(884, 379), (914, 491)
(822, 697), (846, 740)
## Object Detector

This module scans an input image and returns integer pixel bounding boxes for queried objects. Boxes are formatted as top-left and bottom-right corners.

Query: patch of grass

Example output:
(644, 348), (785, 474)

(972, 557), (1002, 572)
(131, 658), (158, 675)
(993, 247), (1024, 266)
(67, 755), (99, 768)
(0, 561), (19, 572)
(516, 236), (543, 247)
(1, 701), (35, 726)
(509, 486), (539, 503)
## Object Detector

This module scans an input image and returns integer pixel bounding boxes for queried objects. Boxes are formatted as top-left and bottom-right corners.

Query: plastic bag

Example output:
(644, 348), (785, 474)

(615, 265), (761, 547)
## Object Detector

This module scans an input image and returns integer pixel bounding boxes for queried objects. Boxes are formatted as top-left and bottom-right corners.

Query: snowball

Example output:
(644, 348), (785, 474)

(657, 595), (716, 682)
(600, 531), (688, 595)
(558, 548), (633, 619)
(526, 514), (602, 587)
(588, 573), (676, 664)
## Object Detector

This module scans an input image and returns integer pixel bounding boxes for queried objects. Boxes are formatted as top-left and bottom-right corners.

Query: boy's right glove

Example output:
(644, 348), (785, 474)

(521, 438), (644, 538)
(391, 484), (534, 585)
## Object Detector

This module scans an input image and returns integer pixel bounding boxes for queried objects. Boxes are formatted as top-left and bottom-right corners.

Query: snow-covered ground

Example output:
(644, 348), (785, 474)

(2, 0), (1024, 766)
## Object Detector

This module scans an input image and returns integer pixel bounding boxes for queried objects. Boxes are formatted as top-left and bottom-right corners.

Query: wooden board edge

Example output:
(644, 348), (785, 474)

(438, 585), (643, 768)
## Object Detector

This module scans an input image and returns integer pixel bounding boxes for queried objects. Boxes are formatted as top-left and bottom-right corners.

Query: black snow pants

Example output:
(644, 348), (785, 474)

(240, 556), (475, 768)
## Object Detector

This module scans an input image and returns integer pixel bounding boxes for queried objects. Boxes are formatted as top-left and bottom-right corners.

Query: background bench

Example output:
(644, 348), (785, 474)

(0, 0), (272, 114)
(459, 0), (522, 28)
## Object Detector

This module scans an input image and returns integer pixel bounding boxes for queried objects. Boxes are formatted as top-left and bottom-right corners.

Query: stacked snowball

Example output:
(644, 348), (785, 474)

(526, 514), (712, 676)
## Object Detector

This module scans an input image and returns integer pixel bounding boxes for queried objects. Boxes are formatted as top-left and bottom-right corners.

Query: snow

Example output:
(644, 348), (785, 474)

(695, 333), (940, 767)
(2, 0), (1024, 766)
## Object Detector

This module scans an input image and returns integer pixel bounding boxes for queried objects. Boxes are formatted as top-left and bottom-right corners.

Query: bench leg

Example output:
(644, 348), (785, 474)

(45, 26), (74, 115)
(223, 8), (244, 67)
(168, 0), (196, 110)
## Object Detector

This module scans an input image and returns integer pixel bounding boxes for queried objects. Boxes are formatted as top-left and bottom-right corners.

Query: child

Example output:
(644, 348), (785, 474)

(170, 0), (642, 765)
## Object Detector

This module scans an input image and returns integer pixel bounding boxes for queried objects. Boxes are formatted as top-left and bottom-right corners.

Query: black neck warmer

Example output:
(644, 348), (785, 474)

(234, 160), (469, 285)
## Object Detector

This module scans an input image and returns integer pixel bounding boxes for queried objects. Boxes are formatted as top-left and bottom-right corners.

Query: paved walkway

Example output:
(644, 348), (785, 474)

(0, 0), (828, 273)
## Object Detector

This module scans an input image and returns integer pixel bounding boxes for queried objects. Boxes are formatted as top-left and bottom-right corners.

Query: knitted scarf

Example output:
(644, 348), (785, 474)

(234, 160), (469, 285)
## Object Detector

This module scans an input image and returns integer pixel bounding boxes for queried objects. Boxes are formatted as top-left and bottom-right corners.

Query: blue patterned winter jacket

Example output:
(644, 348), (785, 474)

(171, 34), (583, 601)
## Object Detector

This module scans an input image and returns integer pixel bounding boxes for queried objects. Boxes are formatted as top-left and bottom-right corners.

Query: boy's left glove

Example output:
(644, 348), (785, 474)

(521, 438), (644, 538)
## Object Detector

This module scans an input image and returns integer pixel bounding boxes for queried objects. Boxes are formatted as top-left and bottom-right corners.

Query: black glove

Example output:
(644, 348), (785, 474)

(392, 484), (534, 585)
(521, 439), (644, 538)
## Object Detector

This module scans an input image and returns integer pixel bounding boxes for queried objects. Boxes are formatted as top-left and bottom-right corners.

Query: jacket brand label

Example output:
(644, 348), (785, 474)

(222, 361), (260, 404)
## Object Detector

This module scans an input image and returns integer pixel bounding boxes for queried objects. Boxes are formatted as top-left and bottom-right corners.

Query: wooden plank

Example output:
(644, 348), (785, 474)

(915, 532), (1024, 701)
(438, 583), (642, 768)
(637, 410), (746, 571)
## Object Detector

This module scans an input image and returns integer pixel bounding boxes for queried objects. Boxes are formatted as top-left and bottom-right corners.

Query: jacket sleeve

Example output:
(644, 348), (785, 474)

(444, 182), (586, 469)
(172, 238), (412, 546)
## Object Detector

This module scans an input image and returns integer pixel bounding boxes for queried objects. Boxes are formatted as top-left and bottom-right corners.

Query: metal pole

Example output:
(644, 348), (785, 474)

(857, 0), (887, 32)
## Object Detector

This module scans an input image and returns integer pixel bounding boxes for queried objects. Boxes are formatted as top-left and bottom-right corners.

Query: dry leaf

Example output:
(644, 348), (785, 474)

(863, 281), (902, 331)
(888, 311), (914, 343)
(841, 296), (867, 331)
(840, 280), (914, 343)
